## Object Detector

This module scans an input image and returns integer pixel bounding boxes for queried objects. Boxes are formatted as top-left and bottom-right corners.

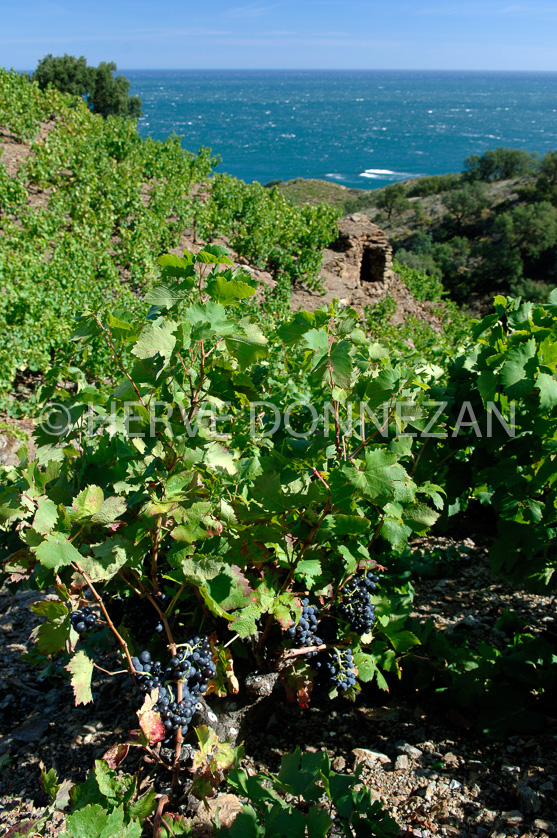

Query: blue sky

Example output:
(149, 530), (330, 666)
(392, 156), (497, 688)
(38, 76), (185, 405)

(2, 0), (557, 71)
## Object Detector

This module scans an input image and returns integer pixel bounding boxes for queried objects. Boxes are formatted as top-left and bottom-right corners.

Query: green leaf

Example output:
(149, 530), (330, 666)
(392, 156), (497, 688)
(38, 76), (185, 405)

(32, 496), (58, 535)
(170, 552), (222, 587)
(72, 486), (104, 520)
(303, 328), (328, 351)
(329, 340), (353, 389)
(65, 650), (94, 706)
(277, 310), (316, 345)
(500, 339), (536, 396)
(171, 502), (215, 544)
(380, 517), (412, 550)
(157, 253), (195, 277)
(36, 534), (83, 570)
(536, 372), (557, 409)
(477, 369), (498, 404)
(385, 629), (420, 654)
(205, 442), (237, 475)
(41, 766), (59, 800)
(224, 805), (261, 838)
(402, 503), (439, 535)
(36, 618), (70, 655)
(196, 244), (235, 264)
(294, 559), (323, 586)
(65, 804), (141, 838)
(78, 538), (131, 582)
(93, 760), (135, 806)
(91, 496), (127, 525)
(127, 790), (157, 821)
(131, 319), (177, 362)
(206, 274), (256, 305)
(231, 603), (263, 638)
(145, 280), (194, 308)
(353, 652), (376, 683)
(225, 321), (268, 370)
(307, 804), (333, 838)
(343, 450), (410, 505)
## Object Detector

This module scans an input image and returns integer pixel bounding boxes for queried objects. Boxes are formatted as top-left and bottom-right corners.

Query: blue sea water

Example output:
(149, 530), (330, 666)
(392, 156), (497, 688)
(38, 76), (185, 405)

(125, 70), (557, 190)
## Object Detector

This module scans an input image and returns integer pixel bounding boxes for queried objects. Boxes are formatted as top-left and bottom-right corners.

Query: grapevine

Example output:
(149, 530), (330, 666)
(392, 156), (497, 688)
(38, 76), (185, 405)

(338, 570), (379, 635)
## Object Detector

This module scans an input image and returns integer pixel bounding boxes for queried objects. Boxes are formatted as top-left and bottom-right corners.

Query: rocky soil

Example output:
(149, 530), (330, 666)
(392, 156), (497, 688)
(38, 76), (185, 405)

(1, 537), (556, 837)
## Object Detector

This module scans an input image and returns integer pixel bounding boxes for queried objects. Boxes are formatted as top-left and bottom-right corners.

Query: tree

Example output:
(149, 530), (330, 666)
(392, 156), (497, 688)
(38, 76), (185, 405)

(32, 54), (142, 118)
(494, 202), (557, 260)
(442, 183), (489, 226)
(464, 147), (536, 182)
(375, 183), (410, 220)
(535, 151), (557, 205)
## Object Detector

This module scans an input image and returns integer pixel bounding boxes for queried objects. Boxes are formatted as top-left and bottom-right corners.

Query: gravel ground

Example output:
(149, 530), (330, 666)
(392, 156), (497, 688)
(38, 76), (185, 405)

(1, 537), (556, 837)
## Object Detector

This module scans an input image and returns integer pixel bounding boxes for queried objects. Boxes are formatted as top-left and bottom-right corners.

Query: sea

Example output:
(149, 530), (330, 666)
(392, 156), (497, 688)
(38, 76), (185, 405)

(125, 70), (557, 190)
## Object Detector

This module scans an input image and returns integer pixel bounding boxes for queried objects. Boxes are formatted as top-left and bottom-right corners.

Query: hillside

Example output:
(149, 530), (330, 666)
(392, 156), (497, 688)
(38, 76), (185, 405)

(2, 69), (557, 838)
(0, 68), (463, 416)
(279, 148), (557, 311)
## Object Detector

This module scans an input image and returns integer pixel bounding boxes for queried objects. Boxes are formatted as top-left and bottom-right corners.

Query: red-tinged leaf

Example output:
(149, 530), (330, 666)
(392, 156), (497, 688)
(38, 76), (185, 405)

(65, 650), (94, 705)
(205, 642), (239, 697)
(230, 564), (253, 599)
(126, 728), (149, 747)
(137, 691), (165, 745)
(102, 742), (130, 769)
(281, 660), (314, 709)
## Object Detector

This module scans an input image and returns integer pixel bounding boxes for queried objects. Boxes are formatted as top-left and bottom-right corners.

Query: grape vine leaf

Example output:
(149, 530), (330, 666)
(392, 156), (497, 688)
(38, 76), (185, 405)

(64, 803), (141, 838)
(78, 538), (131, 582)
(225, 321), (268, 370)
(145, 280), (194, 309)
(71, 486), (104, 520)
(500, 339), (537, 396)
(196, 245), (235, 264)
(91, 496), (127, 525)
(32, 496), (58, 534)
(353, 652), (377, 683)
(157, 252), (195, 276)
(536, 372), (557, 409)
(65, 650), (94, 706)
(402, 503), (439, 535)
(306, 804), (332, 838)
(171, 502), (216, 543)
(329, 340), (353, 389)
(277, 310), (317, 345)
(206, 274), (256, 305)
(137, 692), (165, 745)
(35, 533), (83, 570)
(131, 319), (177, 362)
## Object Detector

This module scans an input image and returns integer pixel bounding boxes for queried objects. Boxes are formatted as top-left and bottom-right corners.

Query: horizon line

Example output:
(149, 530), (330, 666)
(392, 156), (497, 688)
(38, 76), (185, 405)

(12, 66), (557, 74)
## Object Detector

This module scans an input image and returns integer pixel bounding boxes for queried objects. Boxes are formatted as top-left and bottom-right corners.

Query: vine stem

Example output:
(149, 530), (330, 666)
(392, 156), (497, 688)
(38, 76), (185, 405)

(257, 497), (332, 655)
(152, 795), (170, 838)
(151, 516), (163, 594)
(123, 570), (184, 794)
(93, 315), (148, 410)
(92, 663), (128, 676)
(72, 562), (136, 681)
(282, 643), (327, 660)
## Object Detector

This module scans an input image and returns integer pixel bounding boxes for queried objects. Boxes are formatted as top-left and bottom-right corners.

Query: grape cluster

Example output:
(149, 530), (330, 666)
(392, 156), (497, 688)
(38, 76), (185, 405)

(71, 607), (97, 635)
(338, 571), (379, 634)
(316, 648), (356, 692)
(109, 592), (170, 642)
(285, 598), (323, 658)
(170, 636), (216, 694)
(131, 636), (216, 743)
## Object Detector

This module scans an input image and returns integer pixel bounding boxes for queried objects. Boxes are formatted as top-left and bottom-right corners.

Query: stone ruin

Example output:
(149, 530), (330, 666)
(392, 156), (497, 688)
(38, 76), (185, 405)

(325, 213), (394, 288)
